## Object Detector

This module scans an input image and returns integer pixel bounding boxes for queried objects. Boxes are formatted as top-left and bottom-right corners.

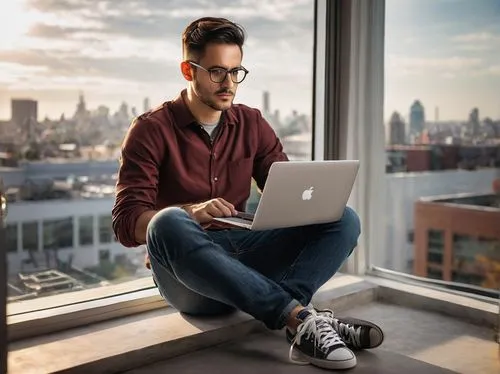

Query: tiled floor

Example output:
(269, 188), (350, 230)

(123, 302), (499, 374)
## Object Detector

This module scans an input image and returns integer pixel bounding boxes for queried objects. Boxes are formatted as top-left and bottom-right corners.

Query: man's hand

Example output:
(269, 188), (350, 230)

(186, 198), (237, 224)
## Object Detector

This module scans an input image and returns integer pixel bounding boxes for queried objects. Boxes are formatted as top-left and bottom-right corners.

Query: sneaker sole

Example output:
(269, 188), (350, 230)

(292, 348), (357, 370)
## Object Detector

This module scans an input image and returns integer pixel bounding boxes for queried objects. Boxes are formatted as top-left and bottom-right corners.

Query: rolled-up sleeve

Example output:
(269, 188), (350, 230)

(112, 117), (166, 247)
(252, 110), (289, 190)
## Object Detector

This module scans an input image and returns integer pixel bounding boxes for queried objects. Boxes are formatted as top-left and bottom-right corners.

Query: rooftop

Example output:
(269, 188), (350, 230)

(420, 192), (500, 210)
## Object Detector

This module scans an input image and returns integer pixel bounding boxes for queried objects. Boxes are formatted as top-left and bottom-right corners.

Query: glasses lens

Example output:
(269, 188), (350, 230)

(232, 69), (247, 83)
(210, 69), (227, 83)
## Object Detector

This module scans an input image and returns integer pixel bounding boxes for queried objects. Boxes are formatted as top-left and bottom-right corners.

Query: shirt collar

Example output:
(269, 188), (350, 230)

(169, 89), (238, 128)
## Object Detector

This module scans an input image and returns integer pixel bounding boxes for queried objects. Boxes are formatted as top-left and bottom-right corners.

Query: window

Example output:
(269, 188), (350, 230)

(98, 215), (113, 244)
(21, 222), (38, 252)
(99, 249), (111, 263)
(427, 267), (443, 280)
(1, 0), (315, 318)
(453, 235), (500, 289)
(79, 216), (94, 246)
(427, 230), (444, 264)
(377, 0), (500, 293)
(43, 218), (73, 250)
(6, 224), (17, 253)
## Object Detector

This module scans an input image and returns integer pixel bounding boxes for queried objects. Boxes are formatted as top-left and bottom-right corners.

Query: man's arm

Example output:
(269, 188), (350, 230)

(112, 117), (166, 247)
(252, 110), (289, 190)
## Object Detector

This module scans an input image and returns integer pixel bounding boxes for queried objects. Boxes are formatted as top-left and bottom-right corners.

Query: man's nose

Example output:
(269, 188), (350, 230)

(221, 73), (234, 88)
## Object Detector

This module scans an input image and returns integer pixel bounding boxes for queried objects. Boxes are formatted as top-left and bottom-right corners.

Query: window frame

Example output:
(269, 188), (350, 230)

(1, 212), (7, 372)
(8, 0), (493, 344)
(4, 1), (323, 341)
(3, 0), (329, 341)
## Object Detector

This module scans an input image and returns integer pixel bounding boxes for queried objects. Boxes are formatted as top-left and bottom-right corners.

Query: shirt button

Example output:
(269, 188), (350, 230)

(214, 177), (218, 181)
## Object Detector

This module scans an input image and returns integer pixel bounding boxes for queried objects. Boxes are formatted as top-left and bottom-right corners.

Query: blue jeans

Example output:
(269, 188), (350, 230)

(146, 207), (360, 330)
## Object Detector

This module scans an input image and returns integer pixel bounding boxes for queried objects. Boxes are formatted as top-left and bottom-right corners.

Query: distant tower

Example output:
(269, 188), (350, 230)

(409, 100), (425, 137)
(469, 107), (480, 136)
(11, 98), (38, 127)
(119, 102), (129, 119)
(74, 92), (87, 119)
(434, 107), (439, 122)
(262, 91), (270, 113)
(389, 111), (406, 145)
(143, 97), (150, 113)
(11, 99), (38, 141)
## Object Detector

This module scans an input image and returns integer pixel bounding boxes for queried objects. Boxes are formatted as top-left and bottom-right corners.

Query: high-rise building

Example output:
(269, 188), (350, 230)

(11, 99), (37, 128)
(409, 100), (425, 138)
(74, 92), (87, 119)
(262, 91), (270, 114)
(143, 97), (150, 113)
(388, 111), (406, 145)
(11, 99), (38, 142)
(469, 107), (480, 136)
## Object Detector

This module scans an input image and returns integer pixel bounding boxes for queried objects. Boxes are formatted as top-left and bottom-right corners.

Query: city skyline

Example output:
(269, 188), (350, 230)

(0, 0), (499, 121)
(2, 93), (497, 124)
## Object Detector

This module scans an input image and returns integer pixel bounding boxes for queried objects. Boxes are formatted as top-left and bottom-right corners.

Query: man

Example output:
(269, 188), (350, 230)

(112, 17), (383, 370)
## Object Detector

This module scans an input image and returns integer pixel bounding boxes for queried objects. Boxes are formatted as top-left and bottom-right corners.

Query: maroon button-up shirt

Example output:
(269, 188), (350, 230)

(112, 90), (288, 247)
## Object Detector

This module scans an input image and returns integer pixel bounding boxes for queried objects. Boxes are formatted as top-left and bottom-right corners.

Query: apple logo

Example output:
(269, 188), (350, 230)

(302, 187), (314, 201)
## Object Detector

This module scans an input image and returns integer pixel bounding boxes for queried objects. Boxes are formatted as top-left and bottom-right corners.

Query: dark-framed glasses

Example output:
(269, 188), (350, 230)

(189, 61), (249, 84)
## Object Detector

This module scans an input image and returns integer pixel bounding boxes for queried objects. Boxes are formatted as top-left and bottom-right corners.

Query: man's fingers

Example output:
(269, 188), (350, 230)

(216, 198), (237, 215)
(211, 200), (233, 217)
(206, 203), (226, 218)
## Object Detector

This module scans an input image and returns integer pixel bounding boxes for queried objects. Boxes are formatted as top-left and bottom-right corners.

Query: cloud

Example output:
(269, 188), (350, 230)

(472, 64), (500, 77)
(26, 0), (313, 40)
(1, 0), (314, 87)
(451, 32), (500, 43)
(388, 55), (483, 76)
(487, 65), (500, 75)
(1, 0), (315, 118)
(451, 31), (500, 52)
(0, 49), (178, 84)
(27, 23), (99, 39)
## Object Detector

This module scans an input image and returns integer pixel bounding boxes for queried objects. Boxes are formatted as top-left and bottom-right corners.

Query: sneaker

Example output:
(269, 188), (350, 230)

(314, 309), (384, 350)
(332, 316), (384, 350)
(287, 309), (356, 370)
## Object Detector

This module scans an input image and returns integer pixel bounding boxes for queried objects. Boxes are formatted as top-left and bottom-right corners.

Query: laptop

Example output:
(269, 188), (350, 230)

(213, 160), (359, 230)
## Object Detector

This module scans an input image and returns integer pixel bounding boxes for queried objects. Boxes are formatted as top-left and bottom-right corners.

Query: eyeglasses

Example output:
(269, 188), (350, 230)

(188, 61), (249, 84)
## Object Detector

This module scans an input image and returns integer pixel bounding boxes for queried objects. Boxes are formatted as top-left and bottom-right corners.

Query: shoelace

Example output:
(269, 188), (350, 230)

(288, 311), (344, 364)
(332, 319), (363, 348)
(314, 309), (364, 349)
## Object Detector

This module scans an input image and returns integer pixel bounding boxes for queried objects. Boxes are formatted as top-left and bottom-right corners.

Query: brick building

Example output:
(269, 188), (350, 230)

(413, 188), (500, 289)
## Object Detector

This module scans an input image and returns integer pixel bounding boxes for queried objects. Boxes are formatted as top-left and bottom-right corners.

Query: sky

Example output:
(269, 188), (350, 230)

(0, 0), (315, 121)
(385, 0), (500, 122)
(0, 0), (498, 122)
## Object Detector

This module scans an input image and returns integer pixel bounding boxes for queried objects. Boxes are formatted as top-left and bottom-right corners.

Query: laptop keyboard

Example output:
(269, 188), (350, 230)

(235, 211), (255, 221)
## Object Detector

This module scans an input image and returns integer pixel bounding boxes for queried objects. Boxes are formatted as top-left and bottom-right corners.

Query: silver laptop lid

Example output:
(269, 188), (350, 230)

(251, 160), (359, 230)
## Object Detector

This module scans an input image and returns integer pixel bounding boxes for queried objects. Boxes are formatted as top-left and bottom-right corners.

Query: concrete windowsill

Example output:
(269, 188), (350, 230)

(8, 274), (496, 374)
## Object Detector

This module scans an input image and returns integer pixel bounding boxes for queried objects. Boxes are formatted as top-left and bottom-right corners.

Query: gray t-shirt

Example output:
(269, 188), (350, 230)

(199, 120), (220, 140)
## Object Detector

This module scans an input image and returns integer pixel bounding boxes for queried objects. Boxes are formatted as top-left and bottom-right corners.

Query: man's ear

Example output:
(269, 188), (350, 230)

(180, 61), (193, 81)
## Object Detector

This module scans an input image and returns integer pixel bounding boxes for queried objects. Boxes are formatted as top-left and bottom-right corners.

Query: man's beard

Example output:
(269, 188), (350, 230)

(196, 84), (234, 111)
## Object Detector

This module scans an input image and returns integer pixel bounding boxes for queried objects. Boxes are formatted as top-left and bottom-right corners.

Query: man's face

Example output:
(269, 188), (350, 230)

(191, 43), (242, 112)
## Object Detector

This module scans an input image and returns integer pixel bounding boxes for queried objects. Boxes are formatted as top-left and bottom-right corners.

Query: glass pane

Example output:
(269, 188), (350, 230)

(6, 224), (17, 253)
(380, 0), (500, 292)
(21, 222), (38, 252)
(43, 218), (73, 250)
(79, 216), (94, 246)
(98, 215), (112, 244)
(452, 235), (500, 289)
(0, 2), (315, 312)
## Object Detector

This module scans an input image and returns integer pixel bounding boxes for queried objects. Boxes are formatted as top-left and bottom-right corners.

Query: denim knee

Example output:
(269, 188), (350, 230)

(341, 206), (361, 255)
(146, 207), (191, 255)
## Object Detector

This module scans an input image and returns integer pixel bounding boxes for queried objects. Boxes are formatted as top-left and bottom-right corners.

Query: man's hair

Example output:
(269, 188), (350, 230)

(182, 17), (246, 61)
